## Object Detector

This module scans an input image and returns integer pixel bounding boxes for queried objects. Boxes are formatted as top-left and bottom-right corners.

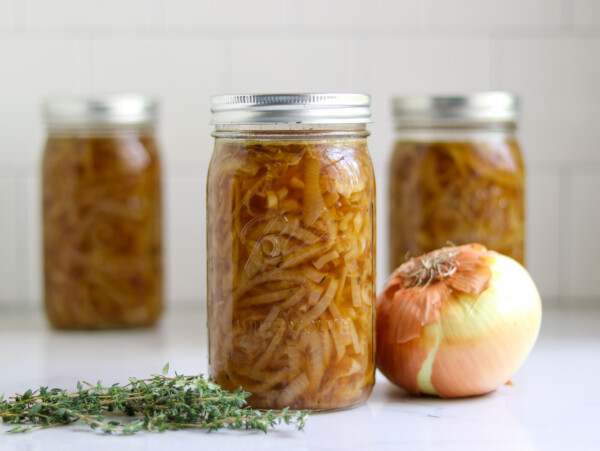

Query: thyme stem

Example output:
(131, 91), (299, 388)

(0, 364), (308, 434)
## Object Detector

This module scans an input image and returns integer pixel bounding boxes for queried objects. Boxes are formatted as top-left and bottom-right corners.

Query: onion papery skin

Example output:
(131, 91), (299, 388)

(376, 248), (542, 398)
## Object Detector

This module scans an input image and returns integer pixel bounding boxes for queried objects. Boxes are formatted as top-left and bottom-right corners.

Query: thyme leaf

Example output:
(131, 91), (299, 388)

(0, 366), (308, 434)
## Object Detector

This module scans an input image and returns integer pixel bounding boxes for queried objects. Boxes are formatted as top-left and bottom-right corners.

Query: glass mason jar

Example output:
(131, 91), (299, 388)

(207, 94), (376, 410)
(42, 94), (163, 329)
(389, 92), (525, 272)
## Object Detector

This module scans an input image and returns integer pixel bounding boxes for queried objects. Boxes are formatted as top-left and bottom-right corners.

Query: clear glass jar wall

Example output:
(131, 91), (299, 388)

(42, 95), (163, 329)
(207, 94), (376, 410)
(389, 93), (525, 271)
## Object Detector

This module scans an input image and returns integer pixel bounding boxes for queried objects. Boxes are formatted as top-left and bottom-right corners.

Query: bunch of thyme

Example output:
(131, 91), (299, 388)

(0, 364), (308, 434)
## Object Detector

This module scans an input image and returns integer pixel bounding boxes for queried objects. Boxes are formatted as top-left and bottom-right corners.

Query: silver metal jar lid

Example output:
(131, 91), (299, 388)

(210, 93), (371, 125)
(392, 92), (519, 127)
(43, 94), (158, 127)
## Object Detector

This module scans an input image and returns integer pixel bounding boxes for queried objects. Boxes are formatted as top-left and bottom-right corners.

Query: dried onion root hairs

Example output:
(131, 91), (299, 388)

(376, 244), (542, 398)
(207, 137), (375, 410)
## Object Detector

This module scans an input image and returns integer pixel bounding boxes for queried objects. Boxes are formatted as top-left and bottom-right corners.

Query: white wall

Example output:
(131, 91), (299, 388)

(1, 0), (599, 309)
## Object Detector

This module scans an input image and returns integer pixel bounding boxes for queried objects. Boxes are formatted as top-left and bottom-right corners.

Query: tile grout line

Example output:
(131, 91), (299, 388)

(564, 161), (600, 174)
(4, 22), (600, 41)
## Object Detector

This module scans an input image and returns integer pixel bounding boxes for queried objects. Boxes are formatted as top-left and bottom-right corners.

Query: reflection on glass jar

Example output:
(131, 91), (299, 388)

(42, 95), (163, 329)
(389, 93), (525, 271)
(207, 94), (375, 410)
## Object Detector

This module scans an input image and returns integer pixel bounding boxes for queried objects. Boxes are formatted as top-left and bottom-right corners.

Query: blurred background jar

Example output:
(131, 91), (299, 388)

(42, 94), (163, 329)
(389, 92), (525, 272)
(207, 93), (375, 410)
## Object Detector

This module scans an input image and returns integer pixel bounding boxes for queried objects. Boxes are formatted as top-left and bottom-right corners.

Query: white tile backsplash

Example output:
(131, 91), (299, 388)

(0, 178), (18, 306)
(366, 37), (493, 94)
(293, 0), (424, 30)
(0, 0), (18, 28)
(526, 168), (561, 303)
(498, 38), (600, 164)
(164, 0), (288, 29)
(165, 174), (206, 305)
(0, 39), (90, 167)
(426, 0), (562, 29)
(227, 38), (357, 93)
(569, 0), (600, 28)
(1, 0), (600, 307)
(563, 172), (600, 301)
(25, 0), (162, 29)
(21, 174), (41, 308)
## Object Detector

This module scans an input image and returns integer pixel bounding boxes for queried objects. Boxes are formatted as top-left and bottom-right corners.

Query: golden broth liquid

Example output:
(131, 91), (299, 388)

(42, 134), (163, 328)
(389, 138), (525, 271)
(207, 137), (375, 410)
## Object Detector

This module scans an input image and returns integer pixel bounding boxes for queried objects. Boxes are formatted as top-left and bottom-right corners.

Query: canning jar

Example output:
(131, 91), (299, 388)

(389, 92), (525, 272)
(207, 94), (376, 410)
(42, 94), (163, 329)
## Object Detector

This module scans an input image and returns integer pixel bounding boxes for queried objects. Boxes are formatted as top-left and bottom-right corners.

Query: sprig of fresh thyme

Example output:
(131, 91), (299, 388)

(0, 364), (308, 434)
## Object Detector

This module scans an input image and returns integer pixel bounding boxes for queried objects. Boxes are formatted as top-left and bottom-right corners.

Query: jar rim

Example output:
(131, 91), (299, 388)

(210, 93), (371, 125)
(392, 92), (519, 127)
(43, 93), (158, 127)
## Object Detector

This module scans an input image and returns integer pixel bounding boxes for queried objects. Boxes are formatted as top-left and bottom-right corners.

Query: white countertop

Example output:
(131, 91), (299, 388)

(0, 305), (599, 451)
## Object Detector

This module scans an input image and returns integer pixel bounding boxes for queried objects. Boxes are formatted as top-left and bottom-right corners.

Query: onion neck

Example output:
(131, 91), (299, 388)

(399, 247), (460, 289)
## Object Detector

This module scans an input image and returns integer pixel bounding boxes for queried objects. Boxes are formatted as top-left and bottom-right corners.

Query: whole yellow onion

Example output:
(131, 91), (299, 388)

(376, 243), (542, 398)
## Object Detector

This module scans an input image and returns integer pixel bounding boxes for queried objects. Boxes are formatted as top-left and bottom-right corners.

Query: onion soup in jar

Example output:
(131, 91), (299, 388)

(207, 94), (376, 410)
